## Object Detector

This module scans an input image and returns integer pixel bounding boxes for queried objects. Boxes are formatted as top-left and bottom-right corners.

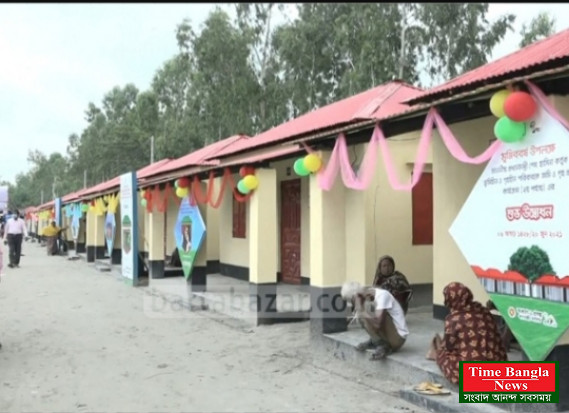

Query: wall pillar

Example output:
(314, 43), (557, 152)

(94, 213), (106, 260)
(86, 209), (96, 262)
(345, 187), (370, 285)
(248, 168), (278, 325)
(309, 151), (348, 335)
(77, 214), (87, 253)
(206, 180), (220, 274)
(148, 209), (165, 279)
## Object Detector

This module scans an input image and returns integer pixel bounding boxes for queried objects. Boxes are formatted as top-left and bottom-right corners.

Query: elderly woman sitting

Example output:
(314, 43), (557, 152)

(427, 282), (508, 385)
(342, 281), (409, 360)
(373, 255), (412, 314)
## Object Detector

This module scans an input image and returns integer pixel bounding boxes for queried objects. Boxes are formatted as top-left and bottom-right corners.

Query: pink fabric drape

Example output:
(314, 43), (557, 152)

(310, 82), (569, 192)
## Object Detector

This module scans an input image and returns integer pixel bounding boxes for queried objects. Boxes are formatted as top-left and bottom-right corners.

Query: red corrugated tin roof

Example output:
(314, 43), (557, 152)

(37, 200), (55, 211)
(79, 177), (121, 199)
(137, 158), (172, 179)
(146, 135), (250, 179)
(74, 159), (174, 200)
(405, 28), (569, 105)
(220, 145), (302, 168)
(535, 274), (561, 286)
(213, 81), (422, 159)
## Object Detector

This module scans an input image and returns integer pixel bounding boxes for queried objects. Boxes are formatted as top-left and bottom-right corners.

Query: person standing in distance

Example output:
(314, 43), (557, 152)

(3, 209), (27, 268)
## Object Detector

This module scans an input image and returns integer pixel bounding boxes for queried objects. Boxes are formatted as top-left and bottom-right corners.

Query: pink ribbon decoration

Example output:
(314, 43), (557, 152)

(525, 80), (569, 130)
(315, 108), (500, 191)
(311, 81), (569, 192)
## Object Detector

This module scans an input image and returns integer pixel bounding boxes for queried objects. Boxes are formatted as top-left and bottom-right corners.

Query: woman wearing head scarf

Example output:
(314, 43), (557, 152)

(430, 282), (508, 384)
(373, 255), (412, 313)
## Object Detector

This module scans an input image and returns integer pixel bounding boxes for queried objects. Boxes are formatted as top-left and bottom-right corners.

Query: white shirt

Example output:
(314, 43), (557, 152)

(374, 288), (409, 338)
(4, 217), (28, 237)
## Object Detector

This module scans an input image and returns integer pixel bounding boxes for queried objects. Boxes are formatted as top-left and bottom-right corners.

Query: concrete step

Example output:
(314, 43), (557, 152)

(319, 328), (451, 388)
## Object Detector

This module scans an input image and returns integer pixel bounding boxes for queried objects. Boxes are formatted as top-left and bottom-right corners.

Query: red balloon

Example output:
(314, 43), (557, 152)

(504, 91), (537, 122)
(178, 177), (190, 188)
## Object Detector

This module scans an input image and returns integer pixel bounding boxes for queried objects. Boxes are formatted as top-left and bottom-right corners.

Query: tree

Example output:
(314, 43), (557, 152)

(234, 3), (289, 131)
(190, 8), (259, 140)
(417, 3), (515, 86)
(508, 245), (555, 293)
(519, 12), (556, 48)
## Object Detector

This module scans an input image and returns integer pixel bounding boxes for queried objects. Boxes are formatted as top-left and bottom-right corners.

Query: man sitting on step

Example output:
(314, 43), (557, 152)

(341, 281), (409, 360)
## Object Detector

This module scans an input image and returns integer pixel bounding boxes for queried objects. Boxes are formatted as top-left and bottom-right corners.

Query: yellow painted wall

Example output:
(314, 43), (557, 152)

(219, 175), (249, 268)
(432, 116), (492, 307)
(216, 130), (432, 286)
(351, 133), (434, 285)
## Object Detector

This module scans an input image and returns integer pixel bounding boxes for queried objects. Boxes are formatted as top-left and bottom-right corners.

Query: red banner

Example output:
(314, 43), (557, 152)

(461, 362), (557, 393)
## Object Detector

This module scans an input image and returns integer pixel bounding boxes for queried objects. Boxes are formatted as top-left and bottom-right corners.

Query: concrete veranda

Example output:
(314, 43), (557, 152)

(0, 240), (428, 413)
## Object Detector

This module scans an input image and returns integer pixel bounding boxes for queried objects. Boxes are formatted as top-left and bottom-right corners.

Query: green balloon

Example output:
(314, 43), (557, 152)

(294, 158), (310, 176)
(174, 179), (180, 188)
(141, 198), (147, 207)
(494, 116), (526, 143)
(237, 179), (250, 194)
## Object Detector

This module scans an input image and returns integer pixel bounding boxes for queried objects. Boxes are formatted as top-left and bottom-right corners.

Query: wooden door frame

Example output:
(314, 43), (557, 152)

(280, 179), (301, 285)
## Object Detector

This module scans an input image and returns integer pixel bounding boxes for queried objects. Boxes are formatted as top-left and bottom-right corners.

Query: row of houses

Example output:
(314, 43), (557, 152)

(474, 266), (569, 303)
(23, 28), (569, 337)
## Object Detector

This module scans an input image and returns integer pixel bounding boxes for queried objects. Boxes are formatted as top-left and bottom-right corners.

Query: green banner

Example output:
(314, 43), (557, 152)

(489, 293), (569, 361)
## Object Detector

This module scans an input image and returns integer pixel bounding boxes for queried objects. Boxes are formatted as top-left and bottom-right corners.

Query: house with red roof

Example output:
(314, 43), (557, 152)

(40, 28), (569, 341)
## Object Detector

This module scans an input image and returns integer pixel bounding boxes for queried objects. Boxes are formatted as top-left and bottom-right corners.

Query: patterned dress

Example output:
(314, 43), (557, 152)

(373, 255), (412, 312)
(436, 282), (508, 384)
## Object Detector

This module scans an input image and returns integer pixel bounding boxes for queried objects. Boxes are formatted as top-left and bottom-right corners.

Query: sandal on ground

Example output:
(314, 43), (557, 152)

(413, 382), (450, 395)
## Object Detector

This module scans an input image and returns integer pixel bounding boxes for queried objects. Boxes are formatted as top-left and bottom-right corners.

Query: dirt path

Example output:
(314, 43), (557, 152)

(0, 241), (426, 412)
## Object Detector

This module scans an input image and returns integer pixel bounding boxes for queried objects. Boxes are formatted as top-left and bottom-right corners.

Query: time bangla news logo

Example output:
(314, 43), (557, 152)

(459, 361), (558, 404)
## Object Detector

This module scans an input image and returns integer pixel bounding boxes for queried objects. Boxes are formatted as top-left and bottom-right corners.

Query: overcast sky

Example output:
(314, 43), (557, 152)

(1, 3), (568, 183)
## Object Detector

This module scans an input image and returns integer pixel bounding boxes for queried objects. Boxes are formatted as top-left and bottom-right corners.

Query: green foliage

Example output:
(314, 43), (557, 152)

(520, 11), (556, 48)
(508, 245), (556, 283)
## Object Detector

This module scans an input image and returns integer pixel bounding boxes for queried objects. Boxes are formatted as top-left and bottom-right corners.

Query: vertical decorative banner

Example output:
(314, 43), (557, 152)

(120, 172), (139, 286)
(174, 195), (206, 279)
(54, 198), (62, 227)
(105, 212), (116, 258)
(71, 203), (81, 242)
(450, 102), (569, 361)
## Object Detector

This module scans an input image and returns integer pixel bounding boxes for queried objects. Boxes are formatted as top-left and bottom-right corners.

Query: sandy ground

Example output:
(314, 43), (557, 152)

(0, 241), (427, 413)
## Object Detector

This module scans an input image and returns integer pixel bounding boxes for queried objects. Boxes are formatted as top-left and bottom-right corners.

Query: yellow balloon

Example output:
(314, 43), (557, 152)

(303, 154), (322, 173)
(243, 174), (259, 190)
(176, 186), (188, 198)
(489, 89), (511, 118)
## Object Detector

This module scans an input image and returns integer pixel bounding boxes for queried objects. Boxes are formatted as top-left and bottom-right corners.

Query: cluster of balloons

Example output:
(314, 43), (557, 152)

(237, 166), (259, 195)
(174, 177), (191, 198)
(491, 89), (537, 143)
(293, 154), (322, 177)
